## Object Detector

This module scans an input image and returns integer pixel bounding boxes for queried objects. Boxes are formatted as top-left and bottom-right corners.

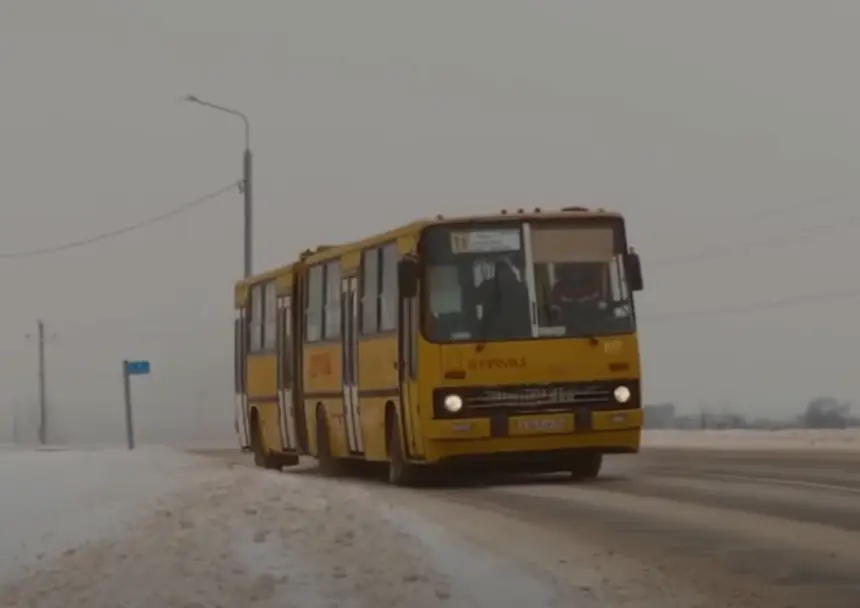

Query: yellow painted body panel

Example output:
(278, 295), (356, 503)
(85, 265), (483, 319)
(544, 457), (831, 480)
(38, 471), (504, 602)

(356, 335), (400, 461)
(246, 353), (286, 453)
(302, 343), (341, 395)
(356, 335), (398, 391)
(300, 337), (401, 462)
(301, 342), (348, 458)
(431, 334), (639, 388)
(409, 333), (642, 464)
(305, 396), (348, 457)
(246, 353), (277, 399)
(274, 269), (293, 295)
(422, 409), (642, 441)
(423, 429), (640, 461)
(357, 397), (389, 461)
(250, 401), (284, 454)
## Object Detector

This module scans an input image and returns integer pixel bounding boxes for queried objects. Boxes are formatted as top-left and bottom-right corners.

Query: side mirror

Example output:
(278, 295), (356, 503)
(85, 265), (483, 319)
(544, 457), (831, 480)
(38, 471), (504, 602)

(624, 250), (643, 292)
(398, 257), (419, 298)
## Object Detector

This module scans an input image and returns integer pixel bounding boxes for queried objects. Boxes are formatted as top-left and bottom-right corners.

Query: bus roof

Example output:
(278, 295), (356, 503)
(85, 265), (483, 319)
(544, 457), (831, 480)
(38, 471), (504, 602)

(236, 206), (626, 289)
(428, 207), (624, 224)
(301, 219), (429, 266)
(234, 261), (297, 308)
(300, 207), (624, 266)
(235, 261), (295, 289)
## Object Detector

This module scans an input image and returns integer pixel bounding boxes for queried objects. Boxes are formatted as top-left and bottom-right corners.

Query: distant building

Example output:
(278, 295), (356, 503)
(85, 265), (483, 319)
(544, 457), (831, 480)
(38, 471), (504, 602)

(803, 398), (851, 429)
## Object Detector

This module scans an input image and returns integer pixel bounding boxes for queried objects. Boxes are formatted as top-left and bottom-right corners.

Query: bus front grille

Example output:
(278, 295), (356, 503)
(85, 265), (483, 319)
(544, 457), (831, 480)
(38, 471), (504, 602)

(433, 380), (639, 418)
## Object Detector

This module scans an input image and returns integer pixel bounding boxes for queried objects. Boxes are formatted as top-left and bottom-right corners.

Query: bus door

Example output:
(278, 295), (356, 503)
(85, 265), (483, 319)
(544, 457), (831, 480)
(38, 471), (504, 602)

(398, 283), (423, 457)
(341, 276), (364, 454)
(277, 295), (299, 452)
(234, 307), (251, 449)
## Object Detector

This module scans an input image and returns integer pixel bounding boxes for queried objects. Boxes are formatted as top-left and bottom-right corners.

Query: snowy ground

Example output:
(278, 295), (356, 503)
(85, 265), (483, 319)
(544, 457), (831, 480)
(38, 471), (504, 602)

(4, 436), (854, 607)
(642, 428), (860, 451)
(0, 447), (591, 608)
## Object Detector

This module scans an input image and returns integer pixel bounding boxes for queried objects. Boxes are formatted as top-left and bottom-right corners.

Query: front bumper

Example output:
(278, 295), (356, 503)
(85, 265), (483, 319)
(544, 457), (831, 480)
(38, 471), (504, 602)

(419, 408), (642, 465)
(424, 406), (642, 440)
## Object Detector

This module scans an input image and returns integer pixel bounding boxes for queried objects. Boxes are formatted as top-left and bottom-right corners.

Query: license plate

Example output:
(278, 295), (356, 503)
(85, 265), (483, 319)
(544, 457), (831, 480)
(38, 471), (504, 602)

(515, 417), (567, 433)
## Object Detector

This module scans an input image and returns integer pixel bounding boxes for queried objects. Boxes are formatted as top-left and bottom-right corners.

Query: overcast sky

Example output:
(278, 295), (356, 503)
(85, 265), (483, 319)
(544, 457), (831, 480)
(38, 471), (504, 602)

(1, 0), (858, 444)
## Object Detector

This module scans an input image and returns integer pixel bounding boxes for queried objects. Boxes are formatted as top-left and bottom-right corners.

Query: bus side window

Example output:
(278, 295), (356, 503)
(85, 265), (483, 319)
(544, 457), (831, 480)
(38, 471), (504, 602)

(360, 249), (380, 334)
(263, 282), (277, 350)
(249, 283), (264, 352)
(379, 244), (399, 332)
(305, 266), (324, 342)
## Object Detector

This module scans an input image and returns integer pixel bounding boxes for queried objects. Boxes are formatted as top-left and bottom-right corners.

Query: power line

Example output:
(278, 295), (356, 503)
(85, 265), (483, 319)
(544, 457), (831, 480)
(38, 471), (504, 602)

(0, 181), (240, 260)
(637, 189), (858, 270)
(649, 210), (860, 270)
(641, 286), (860, 324)
(738, 193), (850, 223)
(0, 178), (852, 330)
(637, 192), (851, 240)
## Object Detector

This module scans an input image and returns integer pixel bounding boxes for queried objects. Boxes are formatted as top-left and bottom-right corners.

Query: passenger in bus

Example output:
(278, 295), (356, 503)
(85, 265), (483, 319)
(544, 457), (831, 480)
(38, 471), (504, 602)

(477, 259), (530, 338)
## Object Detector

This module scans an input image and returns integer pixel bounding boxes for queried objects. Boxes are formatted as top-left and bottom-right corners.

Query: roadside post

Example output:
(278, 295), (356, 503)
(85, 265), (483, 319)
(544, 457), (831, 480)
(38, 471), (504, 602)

(122, 360), (150, 450)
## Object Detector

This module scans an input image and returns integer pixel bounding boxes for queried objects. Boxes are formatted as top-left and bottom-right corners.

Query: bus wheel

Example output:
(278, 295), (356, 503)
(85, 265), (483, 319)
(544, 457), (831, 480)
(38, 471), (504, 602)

(315, 406), (337, 476)
(251, 424), (266, 468)
(569, 452), (602, 481)
(251, 415), (281, 471)
(386, 411), (416, 486)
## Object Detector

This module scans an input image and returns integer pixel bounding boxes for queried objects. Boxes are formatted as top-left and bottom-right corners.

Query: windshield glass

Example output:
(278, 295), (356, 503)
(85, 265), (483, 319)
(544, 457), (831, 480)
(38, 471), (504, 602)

(421, 220), (635, 342)
(422, 224), (532, 342)
(530, 223), (635, 338)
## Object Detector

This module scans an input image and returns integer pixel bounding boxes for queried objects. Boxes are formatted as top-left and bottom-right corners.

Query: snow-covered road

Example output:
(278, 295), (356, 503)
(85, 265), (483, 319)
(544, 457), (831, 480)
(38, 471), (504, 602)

(642, 428), (860, 451)
(0, 447), (591, 607)
(6, 442), (856, 607)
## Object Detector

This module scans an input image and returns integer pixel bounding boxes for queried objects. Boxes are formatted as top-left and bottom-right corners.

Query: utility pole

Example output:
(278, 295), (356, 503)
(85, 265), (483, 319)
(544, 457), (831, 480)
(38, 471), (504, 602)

(37, 320), (46, 444)
(184, 95), (253, 277)
(242, 146), (253, 279)
(26, 320), (54, 445)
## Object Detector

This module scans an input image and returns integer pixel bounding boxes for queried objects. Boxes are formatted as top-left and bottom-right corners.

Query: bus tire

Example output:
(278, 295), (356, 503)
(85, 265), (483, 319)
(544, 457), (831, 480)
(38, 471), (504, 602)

(386, 409), (416, 486)
(569, 451), (602, 481)
(251, 411), (282, 471)
(315, 405), (337, 476)
(274, 453), (300, 468)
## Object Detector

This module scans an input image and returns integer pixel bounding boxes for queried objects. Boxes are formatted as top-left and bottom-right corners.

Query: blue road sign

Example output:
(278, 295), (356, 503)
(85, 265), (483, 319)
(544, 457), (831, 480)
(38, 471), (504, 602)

(126, 360), (151, 376)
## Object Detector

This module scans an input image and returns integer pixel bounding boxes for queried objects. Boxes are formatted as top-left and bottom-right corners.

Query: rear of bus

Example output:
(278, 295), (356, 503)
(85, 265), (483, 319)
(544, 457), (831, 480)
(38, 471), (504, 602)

(408, 210), (643, 477)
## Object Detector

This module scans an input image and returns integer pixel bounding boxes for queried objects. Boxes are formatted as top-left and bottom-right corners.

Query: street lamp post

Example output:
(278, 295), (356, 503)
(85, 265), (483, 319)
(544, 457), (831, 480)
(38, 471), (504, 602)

(184, 95), (253, 278)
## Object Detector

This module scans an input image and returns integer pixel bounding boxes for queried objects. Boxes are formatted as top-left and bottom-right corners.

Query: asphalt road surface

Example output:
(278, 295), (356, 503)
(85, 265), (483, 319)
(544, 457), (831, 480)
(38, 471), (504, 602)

(196, 447), (860, 607)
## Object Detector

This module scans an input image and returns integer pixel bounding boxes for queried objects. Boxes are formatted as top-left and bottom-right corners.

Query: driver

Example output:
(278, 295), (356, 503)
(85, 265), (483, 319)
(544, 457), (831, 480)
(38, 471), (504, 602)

(549, 263), (604, 319)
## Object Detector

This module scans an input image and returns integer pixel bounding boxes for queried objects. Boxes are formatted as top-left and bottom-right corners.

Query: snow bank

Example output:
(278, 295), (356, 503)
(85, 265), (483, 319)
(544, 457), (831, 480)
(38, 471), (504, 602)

(642, 428), (860, 451)
(0, 449), (574, 607)
(0, 446), (222, 583)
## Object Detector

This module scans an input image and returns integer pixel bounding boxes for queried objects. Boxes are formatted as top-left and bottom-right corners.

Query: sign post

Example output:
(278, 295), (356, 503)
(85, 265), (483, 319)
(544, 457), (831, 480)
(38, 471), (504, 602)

(122, 360), (150, 450)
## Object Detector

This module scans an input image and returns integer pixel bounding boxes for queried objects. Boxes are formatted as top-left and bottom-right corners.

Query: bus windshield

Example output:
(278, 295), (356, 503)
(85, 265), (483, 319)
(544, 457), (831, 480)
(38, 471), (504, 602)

(421, 220), (636, 343)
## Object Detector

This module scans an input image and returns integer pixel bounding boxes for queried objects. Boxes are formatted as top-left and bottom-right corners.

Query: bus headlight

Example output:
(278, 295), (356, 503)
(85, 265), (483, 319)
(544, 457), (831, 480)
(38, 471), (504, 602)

(443, 394), (464, 413)
(613, 385), (631, 404)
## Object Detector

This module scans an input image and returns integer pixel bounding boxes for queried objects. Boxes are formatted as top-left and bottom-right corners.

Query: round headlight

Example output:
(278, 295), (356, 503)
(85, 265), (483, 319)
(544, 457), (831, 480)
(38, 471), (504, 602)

(613, 385), (631, 404)
(443, 394), (463, 413)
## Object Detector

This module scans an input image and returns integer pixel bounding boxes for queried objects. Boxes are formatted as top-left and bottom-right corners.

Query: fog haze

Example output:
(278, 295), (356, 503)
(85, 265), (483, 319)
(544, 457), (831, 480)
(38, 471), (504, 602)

(1, 0), (858, 445)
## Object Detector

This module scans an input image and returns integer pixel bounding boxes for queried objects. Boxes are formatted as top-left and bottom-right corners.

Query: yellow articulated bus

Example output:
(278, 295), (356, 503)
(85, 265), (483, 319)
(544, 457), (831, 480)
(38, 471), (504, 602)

(234, 207), (644, 485)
